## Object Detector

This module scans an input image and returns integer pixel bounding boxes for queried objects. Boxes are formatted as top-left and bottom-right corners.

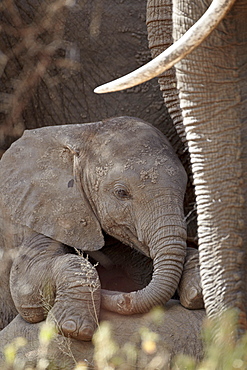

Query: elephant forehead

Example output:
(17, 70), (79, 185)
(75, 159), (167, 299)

(99, 135), (172, 156)
(94, 158), (182, 187)
(97, 138), (175, 164)
(91, 134), (187, 189)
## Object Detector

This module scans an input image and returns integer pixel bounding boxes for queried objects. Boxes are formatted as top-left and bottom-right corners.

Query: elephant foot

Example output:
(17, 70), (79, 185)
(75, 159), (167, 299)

(47, 255), (101, 341)
(10, 235), (101, 341)
(47, 292), (98, 341)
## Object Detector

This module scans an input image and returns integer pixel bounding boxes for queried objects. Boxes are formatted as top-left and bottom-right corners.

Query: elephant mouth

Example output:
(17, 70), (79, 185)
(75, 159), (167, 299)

(88, 233), (154, 293)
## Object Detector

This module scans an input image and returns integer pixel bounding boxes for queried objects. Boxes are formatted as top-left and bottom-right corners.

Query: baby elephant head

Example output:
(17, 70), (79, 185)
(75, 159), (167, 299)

(1, 116), (187, 315)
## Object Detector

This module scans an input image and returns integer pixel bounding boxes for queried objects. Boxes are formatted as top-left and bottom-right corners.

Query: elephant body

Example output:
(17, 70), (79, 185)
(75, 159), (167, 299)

(0, 116), (203, 342)
(146, 0), (247, 325)
(147, 0), (247, 331)
(0, 0), (197, 244)
(0, 302), (205, 369)
(95, 0), (247, 333)
(172, 0), (247, 323)
(0, 0), (178, 156)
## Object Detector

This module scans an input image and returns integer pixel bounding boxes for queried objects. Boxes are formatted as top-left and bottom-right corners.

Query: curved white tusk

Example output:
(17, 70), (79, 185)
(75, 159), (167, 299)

(94, 0), (235, 94)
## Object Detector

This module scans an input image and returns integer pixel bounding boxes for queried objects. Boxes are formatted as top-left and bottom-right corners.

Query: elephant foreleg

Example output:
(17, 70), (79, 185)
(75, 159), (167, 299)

(178, 248), (203, 309)
(9, 233), (101, 341)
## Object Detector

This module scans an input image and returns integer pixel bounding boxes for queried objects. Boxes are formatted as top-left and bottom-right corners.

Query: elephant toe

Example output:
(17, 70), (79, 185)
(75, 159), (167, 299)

(61, 319), (77, 335)
(179, 285), (204, 309)
(77, 322), (95, 341)
(61, 319), (94, 341)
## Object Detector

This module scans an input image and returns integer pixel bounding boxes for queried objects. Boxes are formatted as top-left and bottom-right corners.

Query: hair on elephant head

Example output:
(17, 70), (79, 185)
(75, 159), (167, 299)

(0, 116), (189, 339)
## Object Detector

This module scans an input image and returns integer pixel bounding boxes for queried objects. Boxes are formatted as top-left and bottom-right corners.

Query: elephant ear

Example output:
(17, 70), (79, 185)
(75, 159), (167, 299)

(0, 123), (104, 251)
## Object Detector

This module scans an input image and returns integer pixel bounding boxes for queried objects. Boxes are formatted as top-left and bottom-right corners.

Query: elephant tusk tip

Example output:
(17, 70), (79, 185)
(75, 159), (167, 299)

(94, 85), (110, 94)
(94, 76), (132, 94)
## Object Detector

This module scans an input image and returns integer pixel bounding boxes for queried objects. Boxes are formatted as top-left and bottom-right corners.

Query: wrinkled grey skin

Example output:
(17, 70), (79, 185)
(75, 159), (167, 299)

(0, 0), (196, 243)
(0, 302), (205, 369)
(0, 116), (202, 341)
(145, 0), (247, 329)
(0, 0), (178, 155)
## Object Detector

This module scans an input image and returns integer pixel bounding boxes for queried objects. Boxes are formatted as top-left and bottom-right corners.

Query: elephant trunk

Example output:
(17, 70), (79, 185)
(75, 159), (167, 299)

(101, 208), (187, 314)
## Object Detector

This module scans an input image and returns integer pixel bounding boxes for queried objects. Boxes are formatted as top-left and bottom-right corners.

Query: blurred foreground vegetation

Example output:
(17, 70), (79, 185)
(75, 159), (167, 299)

(1, 309), (247, 370)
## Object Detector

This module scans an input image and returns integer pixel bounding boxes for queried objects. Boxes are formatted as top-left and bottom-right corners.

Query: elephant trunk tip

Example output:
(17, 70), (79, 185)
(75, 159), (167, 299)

(101, 290), (137, 315)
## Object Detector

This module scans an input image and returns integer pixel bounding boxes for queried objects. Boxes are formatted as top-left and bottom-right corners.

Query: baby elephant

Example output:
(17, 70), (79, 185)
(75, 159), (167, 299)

(0, 116), (203, 341)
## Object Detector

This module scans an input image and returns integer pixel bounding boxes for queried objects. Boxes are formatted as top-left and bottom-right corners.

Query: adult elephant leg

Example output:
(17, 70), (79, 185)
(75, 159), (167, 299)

(146, 0), (186, 150)
(10, 233), (101, 341)
(146, 0), (197, 244)
(173, 0), (247, 329)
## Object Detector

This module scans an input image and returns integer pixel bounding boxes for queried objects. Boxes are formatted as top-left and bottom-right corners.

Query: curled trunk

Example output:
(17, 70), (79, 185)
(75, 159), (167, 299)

(101, 215), (187, 314)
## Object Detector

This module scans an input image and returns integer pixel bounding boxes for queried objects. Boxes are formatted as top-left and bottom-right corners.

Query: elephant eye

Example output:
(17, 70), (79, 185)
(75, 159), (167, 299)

(114, 186), (131, 200)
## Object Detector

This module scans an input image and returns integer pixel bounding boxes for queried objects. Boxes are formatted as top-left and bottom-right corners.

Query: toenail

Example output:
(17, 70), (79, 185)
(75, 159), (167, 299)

(62, 320), (77, 334)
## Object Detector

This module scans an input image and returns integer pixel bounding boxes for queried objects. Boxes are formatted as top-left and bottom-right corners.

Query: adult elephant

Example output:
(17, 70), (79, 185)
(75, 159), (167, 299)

(95, 0), (247, 332)
(0, 0), (178, 157)
(0, 0), (197, 245)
